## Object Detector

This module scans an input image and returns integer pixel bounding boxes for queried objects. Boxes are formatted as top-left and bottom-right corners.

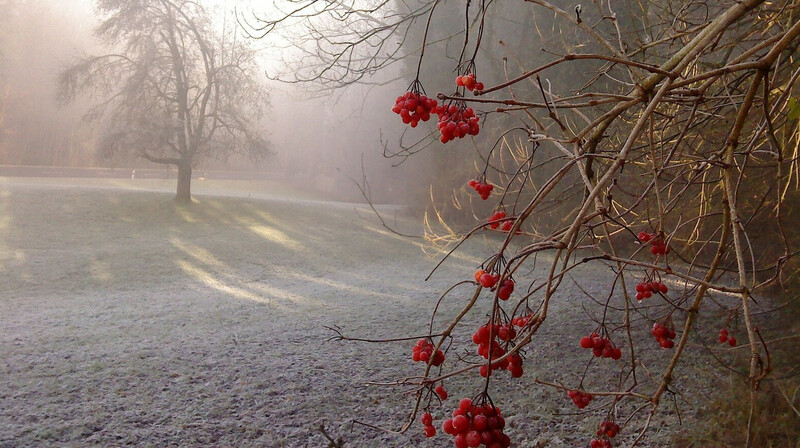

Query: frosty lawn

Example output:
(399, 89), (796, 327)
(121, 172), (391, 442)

(1, 178), (712, 447)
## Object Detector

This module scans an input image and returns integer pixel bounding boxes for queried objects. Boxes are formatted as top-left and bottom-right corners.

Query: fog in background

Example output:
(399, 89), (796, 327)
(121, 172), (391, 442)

(0, 0), (437, 205)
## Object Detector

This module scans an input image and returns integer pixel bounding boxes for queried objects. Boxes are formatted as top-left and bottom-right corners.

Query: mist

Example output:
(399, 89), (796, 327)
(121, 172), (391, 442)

(0, 0), (439, 207)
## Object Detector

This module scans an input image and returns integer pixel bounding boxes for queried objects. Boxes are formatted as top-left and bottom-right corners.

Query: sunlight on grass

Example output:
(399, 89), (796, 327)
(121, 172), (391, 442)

(288, 271), (423, 298)
(175, 260), (321, 309)
(89, 260), (113, 282)
(177, 260), (285, 308)
(247, 224), (303, 251)
(362, 223), (485, 267)
(174, 206), (197, 223)
(170, 238), (225, 268)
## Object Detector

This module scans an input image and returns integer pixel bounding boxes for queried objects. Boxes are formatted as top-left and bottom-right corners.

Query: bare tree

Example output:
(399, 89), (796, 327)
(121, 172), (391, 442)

(60, 0), (270, 202)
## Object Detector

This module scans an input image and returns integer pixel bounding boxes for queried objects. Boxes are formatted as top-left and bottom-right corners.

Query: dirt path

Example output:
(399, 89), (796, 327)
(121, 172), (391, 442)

(0, 179), (719, 447)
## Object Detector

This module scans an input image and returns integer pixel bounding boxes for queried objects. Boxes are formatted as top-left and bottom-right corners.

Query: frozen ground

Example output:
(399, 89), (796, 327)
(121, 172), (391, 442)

(0, 178), (726, 447)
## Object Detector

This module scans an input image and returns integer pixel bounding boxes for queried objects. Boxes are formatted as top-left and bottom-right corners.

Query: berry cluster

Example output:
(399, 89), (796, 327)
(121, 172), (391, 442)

(488, 210), (506, 229)
(597, 421), (620, 438)
(469, 179), (494, 200)
(718, 328), (737, 346)
(472, 324), (523, 377)
(456, 73), (485, 92)
(441, 399), (511, 448)
(651, 322), (676, 348)
(634, 280), (667, 301)
(511, 314), (532, 327)
(436, 104), (480, 143)
(474, 270), (501, 288)
(507, 352), (524, 378)
(421, 412), (437, 437)
(638, 231), (670, 255)
(392, 91), (438, 128)
(589, 420), (620, 447)
(579, 333), (622, 360)
(412, 339), (445, 366)
(435, 384), (448, 400)
(568, 390), (593, 409)
(496, 279), (514, 301)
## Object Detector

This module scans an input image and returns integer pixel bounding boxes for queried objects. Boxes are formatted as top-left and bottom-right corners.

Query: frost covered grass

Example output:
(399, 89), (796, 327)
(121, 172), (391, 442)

(0, 178), (732, 447)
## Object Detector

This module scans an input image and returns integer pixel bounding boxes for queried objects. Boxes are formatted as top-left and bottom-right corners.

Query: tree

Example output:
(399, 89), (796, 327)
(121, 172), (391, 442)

(250, 0), (800, 446)
(59, 0), (270, 202)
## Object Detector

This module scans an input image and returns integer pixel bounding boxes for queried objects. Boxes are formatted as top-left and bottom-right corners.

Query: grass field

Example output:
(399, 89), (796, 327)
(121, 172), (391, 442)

(0, 177), (742, 447)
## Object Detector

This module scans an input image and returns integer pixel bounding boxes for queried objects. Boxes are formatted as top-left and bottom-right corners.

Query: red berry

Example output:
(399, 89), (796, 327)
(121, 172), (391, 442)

(424, 424), (436, 437)
(580, 336), (594, 349)
(472, 414), (488, 431)
(452, 414), (470, 433)
(728, 337), (737, 347)
(466, 430), (482, 447)
(421, 412), (433, 426)
(479, 273), (498, 288)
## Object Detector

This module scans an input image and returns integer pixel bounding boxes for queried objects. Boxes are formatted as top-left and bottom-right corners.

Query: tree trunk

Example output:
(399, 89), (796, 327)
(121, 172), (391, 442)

(175, 160), (192, 202)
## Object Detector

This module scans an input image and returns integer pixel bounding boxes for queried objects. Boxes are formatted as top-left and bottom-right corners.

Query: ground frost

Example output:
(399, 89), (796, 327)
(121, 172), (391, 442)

(0, 179), (716, 447)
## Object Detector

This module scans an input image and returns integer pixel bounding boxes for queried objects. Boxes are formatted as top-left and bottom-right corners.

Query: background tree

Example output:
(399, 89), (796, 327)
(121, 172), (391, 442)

(59, 0), (270, 202)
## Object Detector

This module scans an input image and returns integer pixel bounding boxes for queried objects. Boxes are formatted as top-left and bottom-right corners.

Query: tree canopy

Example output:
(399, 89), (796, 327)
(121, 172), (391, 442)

(60, 0), (270, 201)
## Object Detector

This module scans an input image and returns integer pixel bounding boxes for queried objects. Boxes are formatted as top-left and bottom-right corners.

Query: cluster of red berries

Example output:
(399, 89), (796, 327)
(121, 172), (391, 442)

(589, 420), (620, 447)
(468, 179), (494, 200)
(435, 384), (448, 400)
(436, 104), (480, 143)
(651, 322), (676, 348)
(412, 339), (445, 366)
(638, 231), (670, 255)
(488, 211), (506, 229)
(579, 333), (622, 360)
(441, 399), (511, 448)
(568, 390), (593, 409)
(511, 314), (532, 327)
(634, 280), (668, 301)
(500, 219), (520, 233)
(392, 91), (438, 128)
(472, 324), (523, 377)
(597, 421), (620, 438)
(473, 270), (514, 300)
(506, 352), (524, 378)
(496, 279), (514, 300)
(474, 270), (501, 288)
(421, 412), (437, 437)
(718, 328), (737, 346)
(456, 73), (485, 92)
(478, 353), (522, 378)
